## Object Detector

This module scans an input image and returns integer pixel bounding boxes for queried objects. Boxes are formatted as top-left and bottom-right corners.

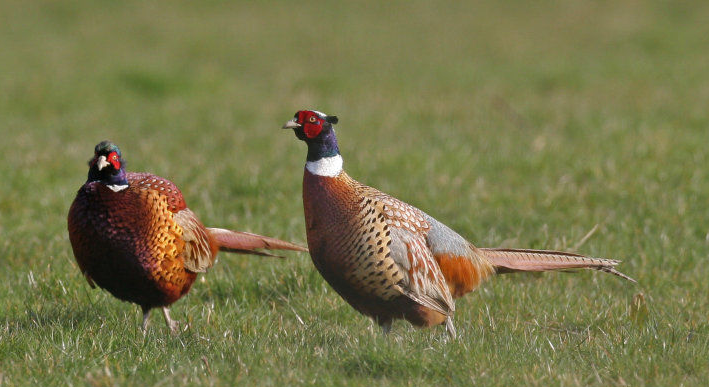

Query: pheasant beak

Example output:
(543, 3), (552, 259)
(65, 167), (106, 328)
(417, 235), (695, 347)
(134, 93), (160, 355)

(96, 155), (110, 171)
(282, 119), (302, 129)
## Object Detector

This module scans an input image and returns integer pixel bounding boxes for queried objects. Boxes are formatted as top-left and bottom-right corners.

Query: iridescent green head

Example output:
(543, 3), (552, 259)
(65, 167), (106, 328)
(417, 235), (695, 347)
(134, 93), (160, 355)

(87, 141), (128, 186)
(94, 141), (122, 160)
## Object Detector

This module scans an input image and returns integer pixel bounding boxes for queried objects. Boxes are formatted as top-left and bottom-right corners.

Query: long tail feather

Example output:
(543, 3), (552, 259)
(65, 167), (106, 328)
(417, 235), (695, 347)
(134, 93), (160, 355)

(480, 248), (636, 283)
(207, 228), (308, 258)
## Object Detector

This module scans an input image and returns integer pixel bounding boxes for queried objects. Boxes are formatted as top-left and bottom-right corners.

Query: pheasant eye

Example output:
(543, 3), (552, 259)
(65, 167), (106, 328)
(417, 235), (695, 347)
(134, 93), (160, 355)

(309, 116), (317, 123)
(107, 151), (121, 169)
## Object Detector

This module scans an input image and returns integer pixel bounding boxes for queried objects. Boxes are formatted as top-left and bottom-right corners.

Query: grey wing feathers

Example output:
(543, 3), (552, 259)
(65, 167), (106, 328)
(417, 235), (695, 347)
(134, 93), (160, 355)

(423, 214), (494, 273)
(364, 192), (456, 315)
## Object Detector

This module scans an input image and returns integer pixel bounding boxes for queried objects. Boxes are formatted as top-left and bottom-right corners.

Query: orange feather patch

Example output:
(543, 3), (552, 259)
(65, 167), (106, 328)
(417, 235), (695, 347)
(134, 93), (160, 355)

(435, 253), (489, 298)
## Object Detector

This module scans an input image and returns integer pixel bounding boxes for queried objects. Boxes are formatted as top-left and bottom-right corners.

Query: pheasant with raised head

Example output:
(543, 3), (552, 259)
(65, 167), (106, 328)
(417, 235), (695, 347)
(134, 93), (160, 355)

(283, 110), (635, 338)
(68, 141), (308, 332)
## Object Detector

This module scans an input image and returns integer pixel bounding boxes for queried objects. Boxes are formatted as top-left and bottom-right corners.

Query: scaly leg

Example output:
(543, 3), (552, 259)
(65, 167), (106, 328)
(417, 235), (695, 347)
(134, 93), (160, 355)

(162, 307), (180, 334)
(379, 319), (392, 335)
(141, 307), (151, 334)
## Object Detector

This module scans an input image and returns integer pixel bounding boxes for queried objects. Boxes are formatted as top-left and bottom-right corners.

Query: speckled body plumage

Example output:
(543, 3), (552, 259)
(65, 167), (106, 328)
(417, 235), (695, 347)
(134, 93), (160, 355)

(284, 110), (634, 337)
(303, 168), (494, 332)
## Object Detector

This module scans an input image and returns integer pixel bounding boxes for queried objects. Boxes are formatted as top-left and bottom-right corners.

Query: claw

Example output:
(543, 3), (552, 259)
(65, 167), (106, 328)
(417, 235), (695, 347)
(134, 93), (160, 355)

(162, 307), (181, 334)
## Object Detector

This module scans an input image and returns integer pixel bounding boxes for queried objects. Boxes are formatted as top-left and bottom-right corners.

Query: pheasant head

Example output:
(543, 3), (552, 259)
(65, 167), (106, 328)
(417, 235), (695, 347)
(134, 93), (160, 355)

(87, 140), (128, 188)
(283, 110), (340, 159)
(283, 110), (344, 176)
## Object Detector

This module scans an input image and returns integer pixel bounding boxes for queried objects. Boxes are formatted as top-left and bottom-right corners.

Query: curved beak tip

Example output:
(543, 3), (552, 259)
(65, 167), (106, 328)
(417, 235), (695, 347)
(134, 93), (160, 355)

(96, 155), (110, 171)
(282, 119), (301, 129)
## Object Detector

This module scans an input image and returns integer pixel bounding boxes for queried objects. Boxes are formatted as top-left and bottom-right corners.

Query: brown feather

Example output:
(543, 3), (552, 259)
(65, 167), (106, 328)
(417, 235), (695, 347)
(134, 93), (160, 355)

(173, 209), (219, 273)
(207, 228), (308, 258)
(480, 248), (636, 283)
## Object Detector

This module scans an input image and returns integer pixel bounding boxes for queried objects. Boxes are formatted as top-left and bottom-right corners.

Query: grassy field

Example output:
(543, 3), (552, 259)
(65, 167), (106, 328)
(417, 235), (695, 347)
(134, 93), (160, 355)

(1, 0), (708, 385)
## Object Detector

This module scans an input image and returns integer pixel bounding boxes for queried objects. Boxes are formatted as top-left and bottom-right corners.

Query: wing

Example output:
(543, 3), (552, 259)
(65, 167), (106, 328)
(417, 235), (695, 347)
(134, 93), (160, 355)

(362, 189), (455, 316)
(128, 172), (216, 273)
(366, 184), (496, 300)
(173, 209), (218, 272)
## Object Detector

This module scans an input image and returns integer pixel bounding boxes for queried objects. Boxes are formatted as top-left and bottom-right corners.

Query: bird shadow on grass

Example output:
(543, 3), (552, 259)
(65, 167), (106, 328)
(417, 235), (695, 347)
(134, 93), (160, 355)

(201, 266), (322, 305)
(340, 348), (439, 380)
(3, 303), (101, 334)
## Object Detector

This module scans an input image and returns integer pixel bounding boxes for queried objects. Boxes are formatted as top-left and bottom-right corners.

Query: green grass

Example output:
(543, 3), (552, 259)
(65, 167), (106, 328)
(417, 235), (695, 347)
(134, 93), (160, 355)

(1, 0), (708, 385)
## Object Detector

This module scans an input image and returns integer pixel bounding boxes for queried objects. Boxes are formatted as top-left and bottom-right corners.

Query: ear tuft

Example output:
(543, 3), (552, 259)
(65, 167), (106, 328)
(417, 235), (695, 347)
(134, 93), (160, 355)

(326, 115), (339, 124)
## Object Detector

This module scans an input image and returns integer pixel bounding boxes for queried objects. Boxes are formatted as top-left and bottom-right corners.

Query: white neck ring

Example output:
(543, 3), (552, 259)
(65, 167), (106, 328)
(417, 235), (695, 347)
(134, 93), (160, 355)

(305, 155), (343, 177)
(106, 184), (129, 192)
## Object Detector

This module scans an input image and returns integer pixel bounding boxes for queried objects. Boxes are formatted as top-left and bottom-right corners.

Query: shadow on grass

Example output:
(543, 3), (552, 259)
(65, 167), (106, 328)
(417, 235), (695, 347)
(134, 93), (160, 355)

(3, 303), (101, 334)
(203, 265), (322, 305)
(340, 349), (440, 380)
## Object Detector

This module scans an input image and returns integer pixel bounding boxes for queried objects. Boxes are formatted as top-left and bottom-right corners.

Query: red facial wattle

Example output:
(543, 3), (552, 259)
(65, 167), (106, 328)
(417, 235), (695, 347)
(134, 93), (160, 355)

(107, 151), (121, 169)
(304, 122), (323, 138)
(298, 111), (325, 138)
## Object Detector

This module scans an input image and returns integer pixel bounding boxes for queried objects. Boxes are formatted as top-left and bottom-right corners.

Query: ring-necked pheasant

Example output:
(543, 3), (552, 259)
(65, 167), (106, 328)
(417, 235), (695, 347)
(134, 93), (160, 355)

(283, 110), (635, 338)
(68, 141), (308, 333)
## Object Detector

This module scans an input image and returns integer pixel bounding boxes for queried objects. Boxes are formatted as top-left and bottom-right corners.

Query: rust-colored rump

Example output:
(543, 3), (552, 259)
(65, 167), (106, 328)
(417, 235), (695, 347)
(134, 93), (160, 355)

(435, 253), (489, 298)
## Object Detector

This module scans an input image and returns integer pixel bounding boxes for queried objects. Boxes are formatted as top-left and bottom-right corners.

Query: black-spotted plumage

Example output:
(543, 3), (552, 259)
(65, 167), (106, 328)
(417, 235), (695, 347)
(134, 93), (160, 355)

(284, 110), (635, 338)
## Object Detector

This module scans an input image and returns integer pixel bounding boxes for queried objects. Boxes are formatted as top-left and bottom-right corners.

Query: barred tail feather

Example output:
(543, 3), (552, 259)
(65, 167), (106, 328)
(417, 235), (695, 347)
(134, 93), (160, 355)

(207, 228), (308, 258)
(480, 248), (636, 283)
